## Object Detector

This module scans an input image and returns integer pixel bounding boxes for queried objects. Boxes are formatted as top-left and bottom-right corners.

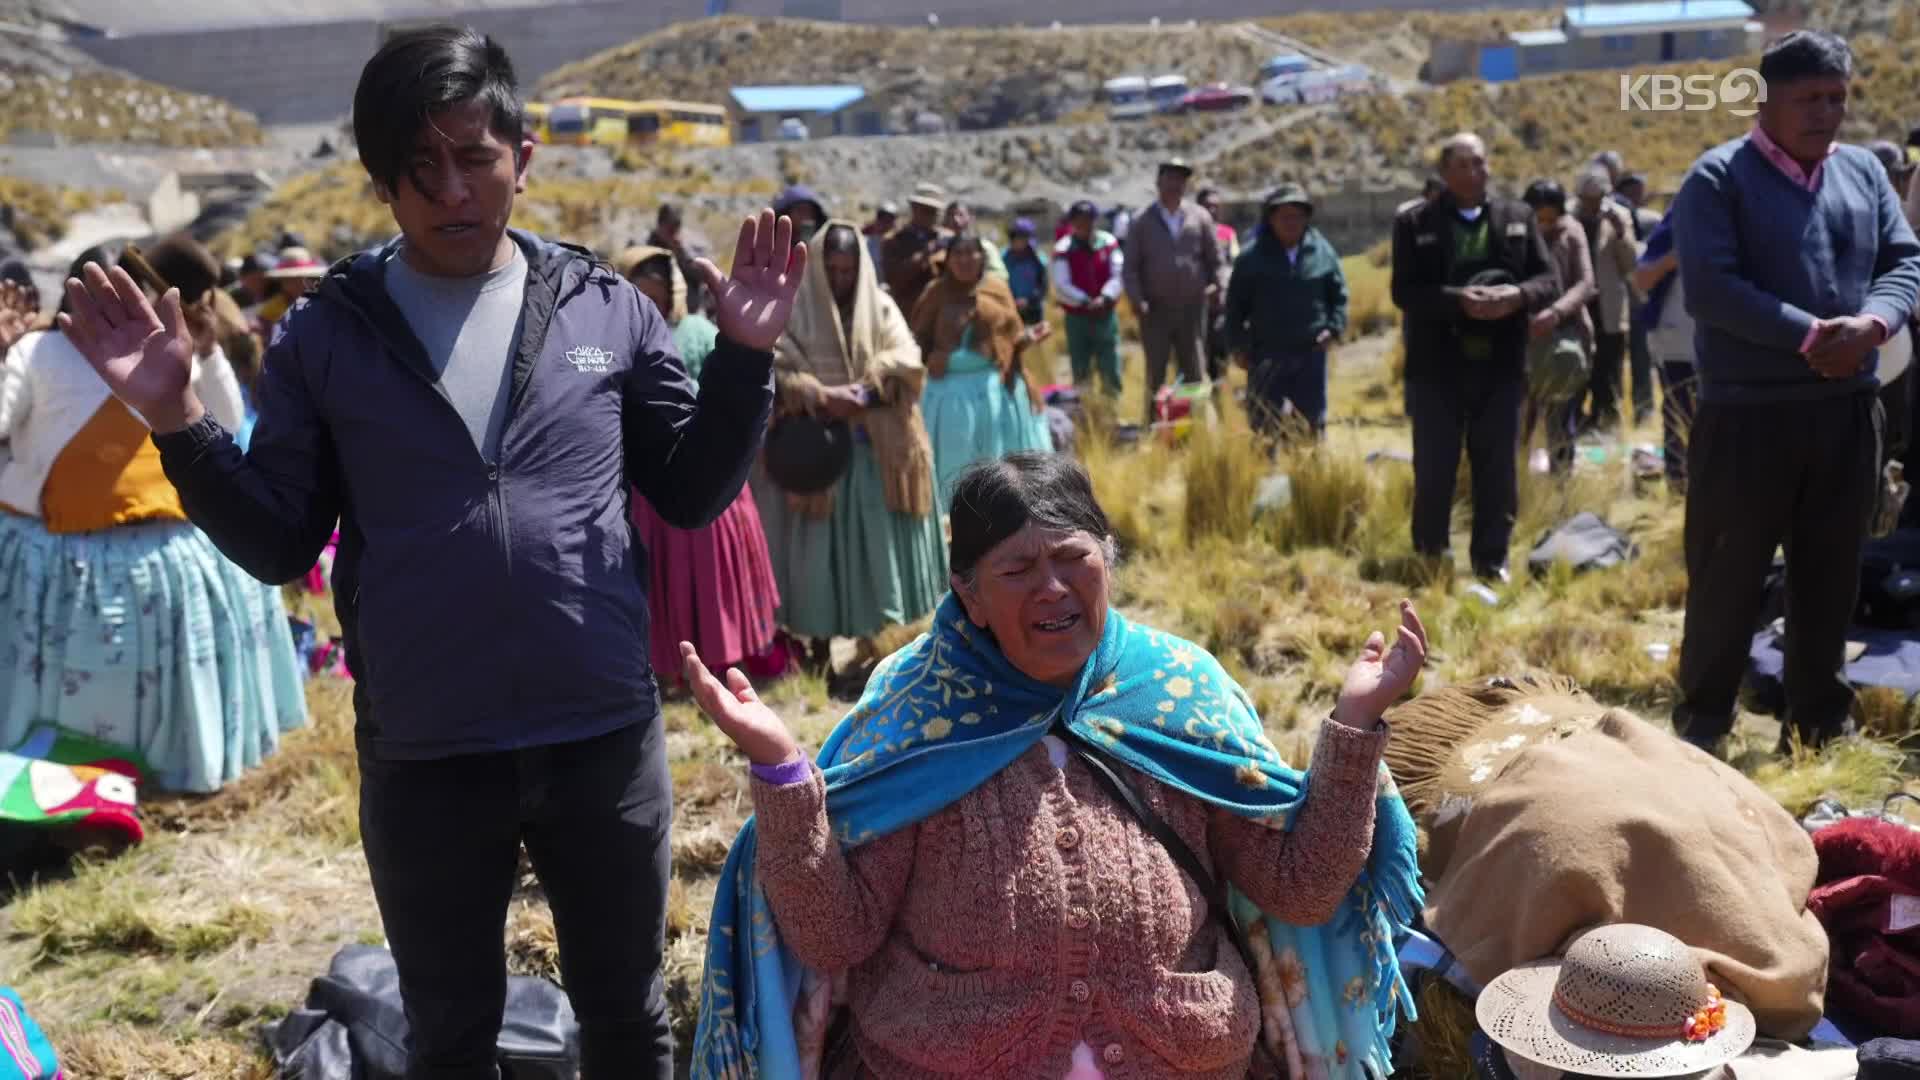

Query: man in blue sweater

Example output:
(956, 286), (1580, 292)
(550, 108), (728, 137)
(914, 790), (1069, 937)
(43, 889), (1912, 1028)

(1671, 30), (1920, 754)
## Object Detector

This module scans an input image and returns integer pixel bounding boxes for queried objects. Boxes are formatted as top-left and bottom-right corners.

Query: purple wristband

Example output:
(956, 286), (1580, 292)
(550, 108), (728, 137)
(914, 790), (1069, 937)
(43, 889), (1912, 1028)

(750, 753), (812, 786)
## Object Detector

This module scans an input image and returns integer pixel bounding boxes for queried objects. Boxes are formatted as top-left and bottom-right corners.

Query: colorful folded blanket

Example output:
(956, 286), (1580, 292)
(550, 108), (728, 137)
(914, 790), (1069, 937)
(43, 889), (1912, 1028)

(0, 727), (145, 846)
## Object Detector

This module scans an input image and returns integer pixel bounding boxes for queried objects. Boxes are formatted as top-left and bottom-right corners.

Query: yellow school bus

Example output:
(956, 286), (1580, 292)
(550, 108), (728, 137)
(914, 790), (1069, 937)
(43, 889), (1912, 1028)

(523, 101), (552, 143)
(542, 98), (732, 150)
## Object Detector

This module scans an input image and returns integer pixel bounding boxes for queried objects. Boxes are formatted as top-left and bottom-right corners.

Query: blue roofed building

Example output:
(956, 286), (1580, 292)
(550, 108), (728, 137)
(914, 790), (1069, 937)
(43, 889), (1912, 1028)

(728, 84), (895, 142)
(1429, 0), (1766, 83)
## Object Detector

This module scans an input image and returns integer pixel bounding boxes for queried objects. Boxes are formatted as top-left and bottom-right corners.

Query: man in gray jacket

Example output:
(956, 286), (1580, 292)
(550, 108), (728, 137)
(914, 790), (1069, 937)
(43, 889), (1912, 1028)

(1123, 158), (1224, 422)
(58, 27), (805, 1079)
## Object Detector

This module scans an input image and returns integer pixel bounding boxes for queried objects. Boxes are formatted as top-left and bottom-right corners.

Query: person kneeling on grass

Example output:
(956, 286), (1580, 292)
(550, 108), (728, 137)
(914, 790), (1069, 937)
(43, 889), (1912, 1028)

(687, 451), (1427, 1080)
(58, 25), (806, 1078)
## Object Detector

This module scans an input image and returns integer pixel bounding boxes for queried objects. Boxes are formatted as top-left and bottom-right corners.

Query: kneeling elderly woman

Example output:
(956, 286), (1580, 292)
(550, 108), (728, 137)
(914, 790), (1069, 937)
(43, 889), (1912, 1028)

(688, 452), (1427, 1080)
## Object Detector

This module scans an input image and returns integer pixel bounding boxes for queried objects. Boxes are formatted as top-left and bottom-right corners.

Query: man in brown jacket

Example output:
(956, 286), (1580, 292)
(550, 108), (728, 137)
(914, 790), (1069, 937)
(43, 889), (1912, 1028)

(1572, 167), (1643, 432)
(882, 185), (949, 313)
(1123, 158), (1224, 422)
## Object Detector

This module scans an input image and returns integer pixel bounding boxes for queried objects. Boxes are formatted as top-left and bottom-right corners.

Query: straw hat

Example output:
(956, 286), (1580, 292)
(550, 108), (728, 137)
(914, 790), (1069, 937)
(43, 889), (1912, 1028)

(1478, 924), (1756, 1078)
(266, 247), (327, 280)
(908, 182), (947, 212)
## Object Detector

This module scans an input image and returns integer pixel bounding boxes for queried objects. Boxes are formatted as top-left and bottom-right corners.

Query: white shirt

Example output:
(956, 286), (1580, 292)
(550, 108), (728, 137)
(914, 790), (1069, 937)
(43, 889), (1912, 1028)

(1155, 201), (1185, 235)
(0, 330), (245, 517)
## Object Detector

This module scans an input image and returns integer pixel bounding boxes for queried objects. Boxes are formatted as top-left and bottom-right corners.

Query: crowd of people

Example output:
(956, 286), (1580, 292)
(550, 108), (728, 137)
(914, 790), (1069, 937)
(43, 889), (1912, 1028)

(5, 15), (1920, 1080)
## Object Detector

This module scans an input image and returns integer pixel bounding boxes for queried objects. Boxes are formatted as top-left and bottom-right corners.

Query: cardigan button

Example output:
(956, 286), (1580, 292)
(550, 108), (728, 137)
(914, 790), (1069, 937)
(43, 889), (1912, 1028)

(1056, 826), (1081, 850)
(1070, 979), (1091, 1002)
(1103, 1043), (1125, 1065)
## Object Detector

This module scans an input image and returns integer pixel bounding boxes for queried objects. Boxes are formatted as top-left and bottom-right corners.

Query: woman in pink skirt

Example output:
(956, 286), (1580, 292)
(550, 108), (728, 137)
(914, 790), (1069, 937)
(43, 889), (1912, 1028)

(622, 246), (784, 684)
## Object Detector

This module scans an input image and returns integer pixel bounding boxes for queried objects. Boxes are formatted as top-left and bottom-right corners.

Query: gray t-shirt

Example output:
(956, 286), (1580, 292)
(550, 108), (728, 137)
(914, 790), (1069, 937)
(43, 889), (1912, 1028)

(384, 246), (528, 460)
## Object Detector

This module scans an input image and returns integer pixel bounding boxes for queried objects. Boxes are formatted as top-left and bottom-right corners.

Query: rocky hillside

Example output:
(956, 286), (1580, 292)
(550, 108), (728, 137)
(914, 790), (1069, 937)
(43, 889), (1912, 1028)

(538, 16), (1277, 131)
(0, 0), (263, 147)
(1264, 8), (1560, 81)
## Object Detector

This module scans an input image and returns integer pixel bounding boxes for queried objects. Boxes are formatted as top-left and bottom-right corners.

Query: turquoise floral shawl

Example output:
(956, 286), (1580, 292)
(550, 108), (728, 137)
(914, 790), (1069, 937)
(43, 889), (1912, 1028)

(693, 594), (1421, 1078)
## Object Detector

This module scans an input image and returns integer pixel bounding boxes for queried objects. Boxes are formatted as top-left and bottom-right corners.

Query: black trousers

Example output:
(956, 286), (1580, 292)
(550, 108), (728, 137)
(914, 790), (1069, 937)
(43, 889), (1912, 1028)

(1628, 317), (1656, 424)
(1674, 392), (1881, 744)
(1409, 367), (1524, 570)
(1658, 361), (1698, 488)
(359, 722), (675, 1080)
(1580, 330), (1629, 432)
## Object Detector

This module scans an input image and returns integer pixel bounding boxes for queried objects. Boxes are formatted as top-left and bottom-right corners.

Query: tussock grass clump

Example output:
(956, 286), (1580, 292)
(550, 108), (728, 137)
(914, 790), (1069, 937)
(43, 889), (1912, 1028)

(1183, 420), (1267, 544)
(41, 1022), (274, 1080)
(9, 860), (274, 961)
(1746, 738), (1911, 818)
(1272, 445), (1373, 553)
(1342, 254), (1398, 342)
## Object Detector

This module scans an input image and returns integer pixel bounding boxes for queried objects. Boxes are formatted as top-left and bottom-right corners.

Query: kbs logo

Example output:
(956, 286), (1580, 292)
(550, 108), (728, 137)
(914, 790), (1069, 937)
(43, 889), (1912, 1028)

(1618, 69), (1766, 117)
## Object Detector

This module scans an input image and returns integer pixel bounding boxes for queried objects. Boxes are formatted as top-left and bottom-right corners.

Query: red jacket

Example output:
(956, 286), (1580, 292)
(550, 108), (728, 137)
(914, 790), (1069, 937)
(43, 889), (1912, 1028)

(1051, 230), (1122, 316)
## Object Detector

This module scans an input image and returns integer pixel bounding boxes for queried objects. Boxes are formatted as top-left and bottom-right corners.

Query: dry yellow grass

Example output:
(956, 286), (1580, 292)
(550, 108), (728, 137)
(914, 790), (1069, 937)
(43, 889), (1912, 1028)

(0, 68), (262, 148)
(214, 159), (779, 263)
(1217, 10), (1920, 195)
(1265, 8), (1562, 82)
(0, 177), (115, 249)
(4, 337), (1912, 1077)
(20, 9), (1920, 1073)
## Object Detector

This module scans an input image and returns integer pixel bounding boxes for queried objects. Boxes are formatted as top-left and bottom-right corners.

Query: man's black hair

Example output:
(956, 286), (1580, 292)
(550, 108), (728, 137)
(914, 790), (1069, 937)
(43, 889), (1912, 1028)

(657, 203), (683, 227)
(1758, 29), (1853, 87)
(352, 25), (524, 194)
(1424, 176), (1445, 196)
(1522, 178), (1566, 210)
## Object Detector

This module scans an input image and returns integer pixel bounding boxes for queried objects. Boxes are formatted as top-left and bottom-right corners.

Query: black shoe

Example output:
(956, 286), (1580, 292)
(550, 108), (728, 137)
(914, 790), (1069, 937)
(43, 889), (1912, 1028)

(1473, 563), (1511, 586)
(1776, 718), (1858, 755)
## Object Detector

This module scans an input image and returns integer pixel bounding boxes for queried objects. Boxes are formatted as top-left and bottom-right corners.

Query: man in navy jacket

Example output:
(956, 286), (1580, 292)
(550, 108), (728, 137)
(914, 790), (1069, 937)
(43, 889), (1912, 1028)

(58, 27), (805, 1079)
(1670, 30), (1920, 755)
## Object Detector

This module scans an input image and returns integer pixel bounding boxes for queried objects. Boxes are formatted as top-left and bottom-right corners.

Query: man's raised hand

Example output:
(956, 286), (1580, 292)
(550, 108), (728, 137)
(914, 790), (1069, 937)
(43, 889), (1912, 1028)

(697, 209), (809, 354)
(58, 263), (203, 434)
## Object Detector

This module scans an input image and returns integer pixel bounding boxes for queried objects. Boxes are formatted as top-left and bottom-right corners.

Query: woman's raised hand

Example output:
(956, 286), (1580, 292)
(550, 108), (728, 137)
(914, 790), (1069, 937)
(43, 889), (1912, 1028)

(681, 642), (802, 767)
(1331, 600), (1428, 729)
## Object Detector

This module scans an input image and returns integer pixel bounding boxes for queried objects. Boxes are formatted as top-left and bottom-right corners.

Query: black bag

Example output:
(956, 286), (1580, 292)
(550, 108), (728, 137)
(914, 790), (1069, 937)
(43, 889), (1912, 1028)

(1526, 512), (1636, 578)
(266, 945), (578, 1079)
(764, 414), (853, 495)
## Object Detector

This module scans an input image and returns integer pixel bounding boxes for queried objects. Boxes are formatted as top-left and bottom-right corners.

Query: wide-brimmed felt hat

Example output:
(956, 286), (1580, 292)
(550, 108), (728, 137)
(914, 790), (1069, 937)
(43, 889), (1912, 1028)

(266, 246), (327, 279)
(1158, 157), (1194, 177)
(1478, 924), (1756, 1078)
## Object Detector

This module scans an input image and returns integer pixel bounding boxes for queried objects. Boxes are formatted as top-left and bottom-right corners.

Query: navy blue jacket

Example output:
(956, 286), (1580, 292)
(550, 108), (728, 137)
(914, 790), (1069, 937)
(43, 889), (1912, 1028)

(154, 231), (775, 758)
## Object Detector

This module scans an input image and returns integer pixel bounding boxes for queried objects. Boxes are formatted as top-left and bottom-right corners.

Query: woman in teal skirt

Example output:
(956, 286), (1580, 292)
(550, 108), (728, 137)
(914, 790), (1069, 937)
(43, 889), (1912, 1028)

(0, 238), (306, 793)
(911, 232), (1054, 509)
(755, 223), (946, 677)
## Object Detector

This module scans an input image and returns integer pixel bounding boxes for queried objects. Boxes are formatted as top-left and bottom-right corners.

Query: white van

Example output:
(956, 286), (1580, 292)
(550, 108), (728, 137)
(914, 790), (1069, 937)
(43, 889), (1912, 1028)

(1104, 76), (1153, 121)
